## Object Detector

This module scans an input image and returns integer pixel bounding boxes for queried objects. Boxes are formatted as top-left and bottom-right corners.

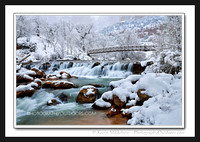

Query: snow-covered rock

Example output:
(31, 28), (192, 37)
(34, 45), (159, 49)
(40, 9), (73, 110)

(92, 98), (111, 109)
(76, 86), (99, 103)
(16, 83), (36, 98)
(42, 81), (77, 89)
(16, 73), (34, 83)
(47, 99), (61, 106)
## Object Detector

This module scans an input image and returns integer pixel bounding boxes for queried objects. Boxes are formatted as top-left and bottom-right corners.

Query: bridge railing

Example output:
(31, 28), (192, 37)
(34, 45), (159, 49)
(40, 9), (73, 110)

(87, 45), (156, 54)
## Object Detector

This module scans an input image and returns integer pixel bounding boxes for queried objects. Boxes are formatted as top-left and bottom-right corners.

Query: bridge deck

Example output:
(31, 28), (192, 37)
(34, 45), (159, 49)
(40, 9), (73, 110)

(87, 46), (156, 54)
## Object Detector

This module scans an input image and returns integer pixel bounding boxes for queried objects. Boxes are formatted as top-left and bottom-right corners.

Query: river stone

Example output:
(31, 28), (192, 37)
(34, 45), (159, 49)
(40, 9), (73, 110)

(16, 89), (36, 98)
(52, 67), (58, 71)
(34, 79), (42, 88)
(137, 89), (151, 102)
(16, 74), (34, 83)
(92, 62), (100, 68)
(47, 99), (61, 106)
(59, 71), (71, 79)
(132, 62), (146, 74)
(31, 68), (46, 78)
(76, 87), (99, 103)
(113, 95), (126, 108)
(67, 62), (73, 68)
(54, 82), (77, 89)
(107, 107), (120, 118)
(42, 81), (77, 89)
(42, 81), (52, 88)
(58, 93), (68, 102)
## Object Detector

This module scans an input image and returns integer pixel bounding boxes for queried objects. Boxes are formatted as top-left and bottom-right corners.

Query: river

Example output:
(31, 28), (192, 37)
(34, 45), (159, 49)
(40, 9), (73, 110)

(16, 61), (134, 125)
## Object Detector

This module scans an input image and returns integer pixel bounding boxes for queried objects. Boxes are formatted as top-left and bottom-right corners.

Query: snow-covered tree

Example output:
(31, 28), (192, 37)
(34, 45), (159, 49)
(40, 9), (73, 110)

(150, 16), (182, 74)
(16, 16), (31, 39)
(75, 24), (93, 52)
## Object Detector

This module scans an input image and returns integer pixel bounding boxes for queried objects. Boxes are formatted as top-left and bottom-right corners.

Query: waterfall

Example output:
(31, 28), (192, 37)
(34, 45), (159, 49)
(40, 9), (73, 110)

(45, 61), (134, 78)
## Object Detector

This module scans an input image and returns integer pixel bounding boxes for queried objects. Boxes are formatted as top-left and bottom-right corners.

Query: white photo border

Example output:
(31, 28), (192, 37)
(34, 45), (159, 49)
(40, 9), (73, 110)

(5, 5), (195, 137)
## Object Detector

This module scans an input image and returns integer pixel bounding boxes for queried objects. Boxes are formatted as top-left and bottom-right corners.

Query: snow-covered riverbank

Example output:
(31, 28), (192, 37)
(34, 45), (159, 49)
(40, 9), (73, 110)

(94, 72), (182, 125)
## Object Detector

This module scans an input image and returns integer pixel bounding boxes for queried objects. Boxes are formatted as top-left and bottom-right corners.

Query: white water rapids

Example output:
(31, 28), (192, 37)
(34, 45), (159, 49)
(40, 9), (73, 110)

(47, 61), (134, 78)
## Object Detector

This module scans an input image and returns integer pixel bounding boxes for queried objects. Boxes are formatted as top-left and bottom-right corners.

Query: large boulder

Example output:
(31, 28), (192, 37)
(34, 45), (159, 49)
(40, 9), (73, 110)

(53, 81), (77, 89)
(17, 89), (35, 98)
(42, 81), (77, 89)
(16, 73), (34, 83)
(67, 62), (73, 68)
(47, 74), (58, 80)
(60, 71), (71, 79)
(113, 95), (126, 108)
(31, 68), (46, 78)
(16, 84), (36, 98)
(34, 78), (42, 88)
(76, 86), (99, 103)
(132, 62), (146, 74)
(132, 61), (153, 74)
(42, 81), (52, 88)
(137, 89), (151, 102)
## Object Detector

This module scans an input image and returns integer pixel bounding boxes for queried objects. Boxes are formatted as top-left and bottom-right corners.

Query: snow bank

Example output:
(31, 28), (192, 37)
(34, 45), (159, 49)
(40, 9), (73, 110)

(124, 73), (181, 125)
(135, 73), (174, 97)
(97, 72), (182, 125)
(109, 75), (141, 88)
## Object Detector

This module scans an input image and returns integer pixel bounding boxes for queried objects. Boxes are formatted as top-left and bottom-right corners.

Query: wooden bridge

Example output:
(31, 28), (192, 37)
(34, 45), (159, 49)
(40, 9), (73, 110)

(87, 45), (156, 55)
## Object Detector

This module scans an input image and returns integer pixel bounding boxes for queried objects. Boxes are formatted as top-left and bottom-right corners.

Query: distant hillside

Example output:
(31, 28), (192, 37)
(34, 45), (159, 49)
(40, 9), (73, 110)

(100, 16), (167, 40)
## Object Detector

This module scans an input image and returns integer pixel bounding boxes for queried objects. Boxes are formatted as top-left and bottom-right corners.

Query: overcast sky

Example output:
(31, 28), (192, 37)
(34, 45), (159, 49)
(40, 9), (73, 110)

(24, 15), (135, 31)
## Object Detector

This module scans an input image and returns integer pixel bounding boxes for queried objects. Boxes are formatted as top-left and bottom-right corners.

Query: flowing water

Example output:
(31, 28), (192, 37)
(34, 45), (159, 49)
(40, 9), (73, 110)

(16, 61), (134, 125)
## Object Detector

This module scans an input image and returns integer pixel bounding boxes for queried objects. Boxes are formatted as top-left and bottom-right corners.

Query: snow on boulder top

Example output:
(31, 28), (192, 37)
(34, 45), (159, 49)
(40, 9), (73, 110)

(16, 73), (33, 80)
(80, 85), (96, 90)
(85, 88), (95, 96)
(29, 82), (38, 87)
(16, 84), (34, 92)
(112, 88), (130, 102)
(126, 75), (141, 81)
(34, 78), (42, 83)
(94, 98), (111, 108)
(101, 91), (113, 101)
(24, 70), (36, 75)
(109, 75), (141, 89)
(141, 60), (152, 67)
(52, 80), (73, 85)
